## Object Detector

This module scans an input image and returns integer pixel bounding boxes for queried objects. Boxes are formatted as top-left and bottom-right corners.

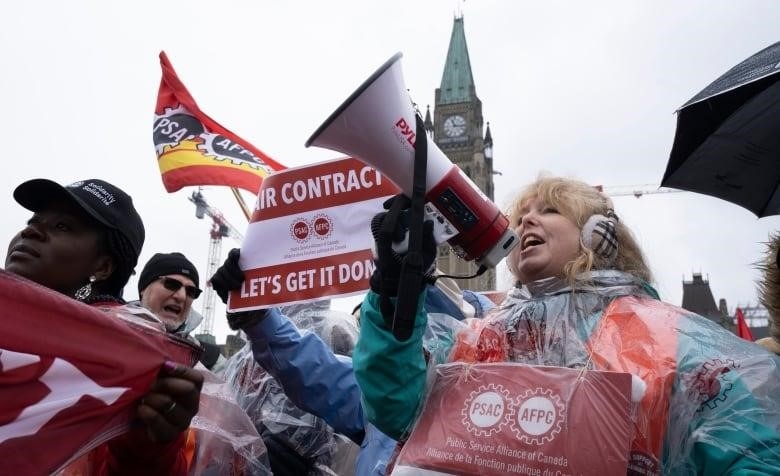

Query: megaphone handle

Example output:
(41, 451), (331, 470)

(392, 114), (428, 341)
(392, 254), (424, 341)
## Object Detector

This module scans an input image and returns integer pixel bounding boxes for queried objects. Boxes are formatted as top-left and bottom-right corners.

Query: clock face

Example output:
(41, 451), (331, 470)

(443, 114), (467, 137)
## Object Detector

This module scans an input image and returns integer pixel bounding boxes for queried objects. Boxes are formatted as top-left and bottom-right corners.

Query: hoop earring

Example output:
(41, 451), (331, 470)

(75, 275), (97, 301)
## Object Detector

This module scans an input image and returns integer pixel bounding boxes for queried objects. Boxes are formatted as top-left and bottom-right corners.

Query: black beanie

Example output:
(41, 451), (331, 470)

(138, 252), (200, 295)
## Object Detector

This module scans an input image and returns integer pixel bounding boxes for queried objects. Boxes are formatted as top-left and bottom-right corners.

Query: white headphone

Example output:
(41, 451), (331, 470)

(581, 196), (619, 263)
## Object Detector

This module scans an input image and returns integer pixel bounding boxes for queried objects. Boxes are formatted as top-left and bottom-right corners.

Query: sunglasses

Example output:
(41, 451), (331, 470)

(158, 276), (202, 299)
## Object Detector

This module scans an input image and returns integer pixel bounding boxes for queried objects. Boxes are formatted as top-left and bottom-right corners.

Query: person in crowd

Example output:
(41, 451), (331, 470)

(224, 299), (361, 475)
(133, 251), (233, 374)
(5, 178), (203, 474)
(210, 247), (494, 475)
(756, 232), (780, 355)
(132, 252), (270, 472)
(210, 249), (370, 474)
(353, 175), (780, 474)
(134, 251), (229, 372)
(136, 251), (202, 337)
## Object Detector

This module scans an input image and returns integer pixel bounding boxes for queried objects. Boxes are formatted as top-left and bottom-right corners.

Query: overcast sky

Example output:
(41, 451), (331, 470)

(2, 1), (779, 342)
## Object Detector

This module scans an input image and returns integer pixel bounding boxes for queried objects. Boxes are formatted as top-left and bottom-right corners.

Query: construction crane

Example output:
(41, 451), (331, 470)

(189, 189), (244, 337)
(596, 184), (686, 199)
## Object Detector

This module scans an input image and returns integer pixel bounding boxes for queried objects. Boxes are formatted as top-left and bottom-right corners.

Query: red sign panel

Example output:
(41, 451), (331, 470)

(393, 363), (633, 475)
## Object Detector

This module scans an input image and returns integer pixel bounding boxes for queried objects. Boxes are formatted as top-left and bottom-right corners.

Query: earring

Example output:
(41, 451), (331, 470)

(75, 275), (97, 301)
(581, 202), (619, 263)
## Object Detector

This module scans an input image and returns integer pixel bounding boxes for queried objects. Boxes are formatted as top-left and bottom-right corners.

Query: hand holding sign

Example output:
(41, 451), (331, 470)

(210, 248), (244, 304)
(210, 248), (269, 330)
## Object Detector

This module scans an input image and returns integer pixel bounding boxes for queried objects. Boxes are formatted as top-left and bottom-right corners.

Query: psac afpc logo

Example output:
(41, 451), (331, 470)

(289, 214), (334, 243)
(461, 385), (565, 444)
(311, 213), (333, 240)
(510, 388), (565, 444)
(461, 383), (512, 437)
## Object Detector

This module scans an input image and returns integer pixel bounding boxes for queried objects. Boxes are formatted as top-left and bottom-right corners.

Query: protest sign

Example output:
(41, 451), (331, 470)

(229, 157), (400, 310)
(392, 363), (633, 475)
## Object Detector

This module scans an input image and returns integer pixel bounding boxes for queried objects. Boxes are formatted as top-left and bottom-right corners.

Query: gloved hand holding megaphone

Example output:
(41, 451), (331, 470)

(369, 194), (437, 340)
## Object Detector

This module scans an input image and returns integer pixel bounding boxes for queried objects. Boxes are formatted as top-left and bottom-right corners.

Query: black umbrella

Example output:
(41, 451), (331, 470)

(661, 41), (780, 217)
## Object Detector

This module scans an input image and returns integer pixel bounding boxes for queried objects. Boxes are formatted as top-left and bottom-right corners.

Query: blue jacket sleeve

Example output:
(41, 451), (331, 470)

(356, 423), (398, 476)
(462, 290), (496, 318)
(242, 308), (365, 444)
(353, 290), (428, 440)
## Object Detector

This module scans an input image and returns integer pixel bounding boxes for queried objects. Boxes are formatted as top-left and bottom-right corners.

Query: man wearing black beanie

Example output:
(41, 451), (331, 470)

(137, 252), (203, 334)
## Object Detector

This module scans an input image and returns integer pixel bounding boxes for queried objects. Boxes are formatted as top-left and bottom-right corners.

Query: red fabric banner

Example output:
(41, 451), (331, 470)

(0, 271), (200, 475)
(153, 51), (286, 193)
(735, 307), (755, 341)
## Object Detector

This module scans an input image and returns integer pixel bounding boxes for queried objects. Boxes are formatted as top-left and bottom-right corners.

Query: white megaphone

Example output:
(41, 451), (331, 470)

(306, 52), (518, 269)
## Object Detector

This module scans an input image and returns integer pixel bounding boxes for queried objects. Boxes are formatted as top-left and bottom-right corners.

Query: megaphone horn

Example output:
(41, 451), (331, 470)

(306, 52), (518, 269)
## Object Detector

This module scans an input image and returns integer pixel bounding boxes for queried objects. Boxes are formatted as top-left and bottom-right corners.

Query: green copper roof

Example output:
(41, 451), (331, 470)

(439, 16), (474, 105)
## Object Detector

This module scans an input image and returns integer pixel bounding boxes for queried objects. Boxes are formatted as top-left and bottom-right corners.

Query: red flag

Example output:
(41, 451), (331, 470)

(153, 51), (286, 194)
(735, 307), (755, 341)
(0, 271), (200, 474)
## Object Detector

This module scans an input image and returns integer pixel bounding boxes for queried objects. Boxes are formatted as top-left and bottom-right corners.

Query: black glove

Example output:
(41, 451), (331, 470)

(210, 248), (244, 304)
(368, 212), (436, 297)
(210, 248), (267, 330)
(368, 194), (437, 338)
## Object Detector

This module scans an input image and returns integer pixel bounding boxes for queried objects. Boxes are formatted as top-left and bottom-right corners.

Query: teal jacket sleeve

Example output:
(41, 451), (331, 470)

(690, 380), (780, 475)
(684, 359), (780, 474)
(353, 290), (428, 440)
(668, 316), (780, 474)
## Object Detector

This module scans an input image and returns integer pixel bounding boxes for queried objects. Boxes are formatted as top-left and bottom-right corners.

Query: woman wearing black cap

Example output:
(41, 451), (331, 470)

(5, 178), (203, 474)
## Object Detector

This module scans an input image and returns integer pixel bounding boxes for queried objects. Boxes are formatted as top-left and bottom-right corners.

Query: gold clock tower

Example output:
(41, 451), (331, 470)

(425, 14), (497, 292)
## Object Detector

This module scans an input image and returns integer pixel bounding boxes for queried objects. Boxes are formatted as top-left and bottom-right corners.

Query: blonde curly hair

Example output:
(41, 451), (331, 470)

(506, 175), (653, 285)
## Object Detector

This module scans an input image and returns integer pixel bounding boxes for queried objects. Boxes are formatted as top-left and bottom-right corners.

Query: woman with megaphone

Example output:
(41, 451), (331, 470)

(353, 175), (780, 475)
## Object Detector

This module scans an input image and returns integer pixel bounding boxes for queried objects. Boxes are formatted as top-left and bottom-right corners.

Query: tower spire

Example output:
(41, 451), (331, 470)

(432, 12), (496, 292)
(438, 15), (474, 105)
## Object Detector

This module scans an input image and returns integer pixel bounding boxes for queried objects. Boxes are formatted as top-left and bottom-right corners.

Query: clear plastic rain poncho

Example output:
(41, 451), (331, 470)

(223, 301), (361, 476)
(392, 271), (780, 475)
(186, 363), (272, 476)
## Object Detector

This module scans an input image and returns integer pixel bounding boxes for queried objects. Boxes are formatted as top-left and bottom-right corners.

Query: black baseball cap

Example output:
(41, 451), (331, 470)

(13, 178), (145, 259)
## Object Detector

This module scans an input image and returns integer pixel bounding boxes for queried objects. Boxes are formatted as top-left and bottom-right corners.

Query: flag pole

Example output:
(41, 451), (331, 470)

(230, 187), (251, 222)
